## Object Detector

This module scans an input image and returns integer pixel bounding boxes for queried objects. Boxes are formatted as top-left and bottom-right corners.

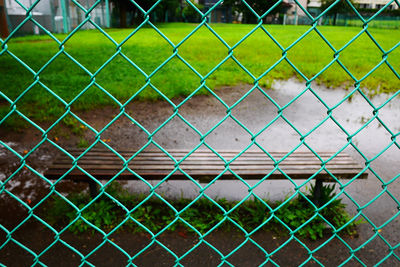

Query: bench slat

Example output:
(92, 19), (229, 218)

(60, 150), (352, 158)
(45, 149), (367, 182)
(53, 153), (354, 162)
(51, 160), (358, 166)
(48, 164), (363, 171)
(45, 169), (365, 181)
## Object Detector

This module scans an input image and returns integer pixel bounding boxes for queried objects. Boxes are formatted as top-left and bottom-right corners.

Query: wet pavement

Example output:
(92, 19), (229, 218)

(1, 79), (400, 265)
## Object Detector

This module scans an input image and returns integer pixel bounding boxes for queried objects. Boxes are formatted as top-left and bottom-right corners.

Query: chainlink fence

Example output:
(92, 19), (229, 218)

(1, 0), (400, 266)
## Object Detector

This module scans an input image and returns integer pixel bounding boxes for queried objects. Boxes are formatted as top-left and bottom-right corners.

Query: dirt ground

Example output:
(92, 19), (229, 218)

(1, 79), (400, 266)
(0, 220), (387, 266)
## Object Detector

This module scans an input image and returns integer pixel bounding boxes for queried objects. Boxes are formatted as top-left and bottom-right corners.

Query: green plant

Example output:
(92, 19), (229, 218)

(276, 197), (331, 240)
(63, 116), (86, 136)
(308, 182), (337, 206)
(68, 200), (119, 233)
(44, 182), (360, 239)
(275, 183), (361, 240)
(77, 137), (89, 148)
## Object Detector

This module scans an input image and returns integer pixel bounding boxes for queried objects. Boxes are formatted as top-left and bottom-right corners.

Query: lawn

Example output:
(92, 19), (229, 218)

(0, 23), (399, 127)
(344, 19), (400, 29)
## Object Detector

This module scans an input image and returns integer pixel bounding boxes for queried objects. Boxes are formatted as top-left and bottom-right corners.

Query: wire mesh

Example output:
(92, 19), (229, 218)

(1, 0), (400, 265)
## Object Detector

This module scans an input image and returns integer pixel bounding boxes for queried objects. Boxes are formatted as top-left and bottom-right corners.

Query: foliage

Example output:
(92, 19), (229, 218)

(275, 183), (360, 240)
(47, 193), (118, 233)
(223, 0), (290, 23)
(320, 0), (355, 25)
(44, 182), (360, 240)
(309, 182), (338, 206)
(77, 137), (89, 148)
(110, 0), (183, 26)
(109, 0), (157, 27)
(182, 3), (204, 23)
(155, 0), (182, 23)
(356, 8), (400, 17)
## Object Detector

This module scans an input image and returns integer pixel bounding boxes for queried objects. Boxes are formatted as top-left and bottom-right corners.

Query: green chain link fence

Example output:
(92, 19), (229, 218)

(1, 0), (400, 265)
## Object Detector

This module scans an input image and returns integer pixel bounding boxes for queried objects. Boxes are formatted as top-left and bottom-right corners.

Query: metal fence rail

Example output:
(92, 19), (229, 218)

(1, 0), (400, 265)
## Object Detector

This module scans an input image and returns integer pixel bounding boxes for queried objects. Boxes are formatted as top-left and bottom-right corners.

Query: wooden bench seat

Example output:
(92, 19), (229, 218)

(45, 148), (367, 201)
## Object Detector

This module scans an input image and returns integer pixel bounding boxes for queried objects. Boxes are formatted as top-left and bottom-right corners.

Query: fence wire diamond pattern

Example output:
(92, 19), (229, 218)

(1, 0), (400, 265)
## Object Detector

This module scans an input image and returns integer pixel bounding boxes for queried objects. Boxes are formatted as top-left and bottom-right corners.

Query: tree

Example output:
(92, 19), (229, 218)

(320, 0), (355, 25)
(223, 0), (290, 24)
(110, 0), (182, 27)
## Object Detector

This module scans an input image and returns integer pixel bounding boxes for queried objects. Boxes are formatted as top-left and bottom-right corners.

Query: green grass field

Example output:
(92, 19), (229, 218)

(1, 23), (399, 126)
(345, 19), (400, 29)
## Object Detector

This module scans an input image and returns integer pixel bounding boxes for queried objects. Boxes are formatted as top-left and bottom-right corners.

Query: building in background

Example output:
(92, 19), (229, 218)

(308, 0), (398, 14)
(3, 0), (110, 36)
(288, 0), (399, 25)
(1, 0), (398, 37)
(201, 0), (232, 23)
(5, 0), (55, 35)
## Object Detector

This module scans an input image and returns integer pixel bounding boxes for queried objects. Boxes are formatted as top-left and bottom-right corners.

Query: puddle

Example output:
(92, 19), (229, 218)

(118, 79), (400, 246)
(1, 78), (399, 250)
(1, 79), (399, 202)
(106, 79), (400, 203)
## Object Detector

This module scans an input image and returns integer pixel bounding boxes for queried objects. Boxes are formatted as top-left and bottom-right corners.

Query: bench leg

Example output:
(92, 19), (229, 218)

(88, 180), (98, 198)
(313, 179), (323, 206)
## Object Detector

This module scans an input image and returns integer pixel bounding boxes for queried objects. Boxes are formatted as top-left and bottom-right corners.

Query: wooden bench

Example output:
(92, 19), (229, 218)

(45, 148), (367, 203)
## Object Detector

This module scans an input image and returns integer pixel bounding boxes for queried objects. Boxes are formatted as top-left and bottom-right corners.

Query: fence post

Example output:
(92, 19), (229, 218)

(60, 0), (69, 33)
(105, 0), (110, 27)
(0, 0), (10, 38)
